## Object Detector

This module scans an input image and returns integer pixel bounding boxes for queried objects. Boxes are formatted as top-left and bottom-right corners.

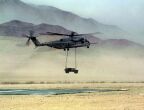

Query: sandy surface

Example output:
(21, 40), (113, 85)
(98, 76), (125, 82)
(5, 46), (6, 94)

(0, 83), (144, 110)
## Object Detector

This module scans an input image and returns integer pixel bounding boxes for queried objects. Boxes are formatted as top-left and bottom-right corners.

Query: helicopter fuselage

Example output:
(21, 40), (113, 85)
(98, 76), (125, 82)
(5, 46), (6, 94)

(30, 37), (90, 50)
(46, 38), (90, 49)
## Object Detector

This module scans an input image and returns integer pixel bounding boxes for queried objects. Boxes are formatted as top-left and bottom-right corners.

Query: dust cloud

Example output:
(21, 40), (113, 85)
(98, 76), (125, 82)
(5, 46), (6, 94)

(0, 36), (144, 82)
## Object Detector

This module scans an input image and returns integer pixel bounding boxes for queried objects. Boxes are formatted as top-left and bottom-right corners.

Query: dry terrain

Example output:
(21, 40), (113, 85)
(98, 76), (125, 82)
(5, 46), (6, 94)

(0, 83), (144, 110)
(0, 34), (144, 110)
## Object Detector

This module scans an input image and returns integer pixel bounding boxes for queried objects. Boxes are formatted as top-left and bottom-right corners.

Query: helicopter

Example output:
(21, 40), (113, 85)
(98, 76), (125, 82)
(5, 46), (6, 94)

(25, 31), (100, 74)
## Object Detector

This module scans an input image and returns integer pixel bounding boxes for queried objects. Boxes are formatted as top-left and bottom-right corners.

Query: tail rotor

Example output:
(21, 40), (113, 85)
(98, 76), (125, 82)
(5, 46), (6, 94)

(26, 37), (31, 46)
(24, 30), (35, 46)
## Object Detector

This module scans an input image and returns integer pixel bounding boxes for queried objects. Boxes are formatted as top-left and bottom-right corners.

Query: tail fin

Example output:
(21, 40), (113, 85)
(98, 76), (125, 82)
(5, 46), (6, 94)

(30, 37), (41, 47)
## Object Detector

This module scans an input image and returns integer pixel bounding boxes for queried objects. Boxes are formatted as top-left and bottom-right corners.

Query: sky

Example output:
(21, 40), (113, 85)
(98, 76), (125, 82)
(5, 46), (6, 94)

(22, 0), (144, 35)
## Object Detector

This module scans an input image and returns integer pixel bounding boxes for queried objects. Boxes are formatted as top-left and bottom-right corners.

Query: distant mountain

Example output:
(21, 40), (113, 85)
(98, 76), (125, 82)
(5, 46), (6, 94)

(98, 39), (143, 48)
(0, 20), (71, 36)
(0, 0), (126, 38)
(0, 20), (143, 49)
(0, 20), (100, 43)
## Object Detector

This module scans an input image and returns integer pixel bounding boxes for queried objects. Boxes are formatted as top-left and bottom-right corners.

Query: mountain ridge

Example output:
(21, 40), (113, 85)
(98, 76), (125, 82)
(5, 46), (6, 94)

(0, 20), (72, 37)
(0, 20), (143, 48)
(0, 0), (126, 37)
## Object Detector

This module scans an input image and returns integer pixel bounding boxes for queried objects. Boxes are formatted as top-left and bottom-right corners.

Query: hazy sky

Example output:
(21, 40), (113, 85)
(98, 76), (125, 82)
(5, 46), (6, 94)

(22, 0), (144, 34)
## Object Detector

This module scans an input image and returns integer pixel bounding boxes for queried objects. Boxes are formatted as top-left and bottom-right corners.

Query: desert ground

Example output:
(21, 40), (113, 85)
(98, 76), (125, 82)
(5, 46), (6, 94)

(0, 83), (144, 110)
(0, 36), (144, 110)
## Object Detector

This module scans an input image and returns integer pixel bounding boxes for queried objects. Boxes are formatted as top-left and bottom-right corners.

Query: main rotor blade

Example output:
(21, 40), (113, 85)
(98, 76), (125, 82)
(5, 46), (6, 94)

(73, 32), (102, 36)
(40, 32), (102, 37)
(40, 32), (70, 36)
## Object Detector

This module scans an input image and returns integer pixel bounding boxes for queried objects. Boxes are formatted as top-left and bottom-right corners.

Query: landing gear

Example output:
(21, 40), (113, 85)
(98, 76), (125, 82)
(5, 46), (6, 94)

(65, 48), (79, 74)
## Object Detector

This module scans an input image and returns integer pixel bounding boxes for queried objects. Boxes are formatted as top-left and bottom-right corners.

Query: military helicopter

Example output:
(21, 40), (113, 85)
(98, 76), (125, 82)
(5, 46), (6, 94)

(25, 30), (100, 74)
